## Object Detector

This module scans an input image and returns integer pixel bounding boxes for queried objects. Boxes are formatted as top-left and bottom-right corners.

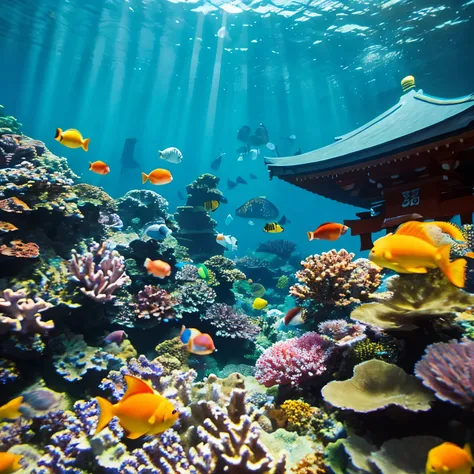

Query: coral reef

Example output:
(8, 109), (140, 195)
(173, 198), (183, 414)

(415, 340), (474, 408)
(175, 279), (216, 314)
(0, 240), (39, 258)
(290, 250), (381, 318)
(280, 399), (314, 434)
(134, 285), (180, 326)
(0, 357), (19, 384)
(322, 359), (434, 412)
(155, 337), (189, 373)
(204, 255), (246, 302)
(257, 240), (297, 259)
(318, 319), (366, 346)
(255, 332), (333, 387)
(202, 303), (261, 340)
(0, 105), (22, 134)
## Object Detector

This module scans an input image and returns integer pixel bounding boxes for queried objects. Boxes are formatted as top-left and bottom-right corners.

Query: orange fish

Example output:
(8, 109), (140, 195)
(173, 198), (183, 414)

(426, 442), (473, 474)
(89, 161), (110, 175)
(0, 452), (22, 473)
(179, 326), (215, 355)
(144, 258), (171, 278)
(142, 169), (173, 185)
(308, 222), (349, 241)
(95, 375), (179, 439)
(0, 397), (23, 421)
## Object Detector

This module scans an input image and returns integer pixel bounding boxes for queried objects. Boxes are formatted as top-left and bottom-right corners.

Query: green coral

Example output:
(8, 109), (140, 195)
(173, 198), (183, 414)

(154, 337), (189, 373)
(0, 105), (22, 134)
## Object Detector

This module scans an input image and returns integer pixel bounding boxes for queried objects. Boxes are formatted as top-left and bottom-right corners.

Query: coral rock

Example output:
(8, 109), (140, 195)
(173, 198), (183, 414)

(0, 240), (39, 258)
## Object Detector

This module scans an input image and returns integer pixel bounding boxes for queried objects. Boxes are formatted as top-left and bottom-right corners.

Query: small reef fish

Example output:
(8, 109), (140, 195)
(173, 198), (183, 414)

(279, 215), (289, 226)
(211, 152), (225, 171)
(284, 307), (306, 326)
(426, 442), (473, 474)
(252, 297), (268, 310)
(248, 220), (255, 226)
(383, 212), (423, 228)
(141, 221), (172, 241)
(142, 168), (173, 185)
(180, 325), (216, 355)
(308, 222), (349, 241)
(95, 375), (179, 439)
(104, 330), (128, 345)
(0, 396), (23, 421)
(203, 200), (220, 212)
(0, 222), (18, 233)
(227, 179), (237, 190)
(236, 176), (248, 185)
(158, 147), (182, 164)
(144, 258), (171, 279)
(369, 229), (472, 288)
(287, 134), (296, 141)
(0, 452), (22, 473)
(225, 214), (233, 226)
(249, 173), (257, 180)
(264, 222), (284, 233)
(89, 161), (110, 175)
(197, 264), (209, 280)
(55, 128), (90, 151)
(216, 233), (238, 251)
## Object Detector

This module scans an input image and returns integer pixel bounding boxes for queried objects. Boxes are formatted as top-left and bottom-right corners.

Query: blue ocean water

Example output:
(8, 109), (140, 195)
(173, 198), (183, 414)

(0, 0), (473, 259)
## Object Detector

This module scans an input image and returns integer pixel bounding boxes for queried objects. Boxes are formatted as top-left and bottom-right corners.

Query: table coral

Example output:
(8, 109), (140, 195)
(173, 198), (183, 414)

(322, 359), (434, 413)
(0, 288), (54, 335)
(290, 251), (381, 316)
(68, 241), (130, 303)
(415, 339), (474, 408)
(202, 303), (261, 340)
(255, 332), (333, 387)
(134, 285), (180, 326)
(0, 239), (39, 258)
(351, 271), (474, 331)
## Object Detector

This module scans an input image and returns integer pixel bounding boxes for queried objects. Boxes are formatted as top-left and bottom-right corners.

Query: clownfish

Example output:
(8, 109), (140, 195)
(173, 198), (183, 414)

(179, 326), (215, 355)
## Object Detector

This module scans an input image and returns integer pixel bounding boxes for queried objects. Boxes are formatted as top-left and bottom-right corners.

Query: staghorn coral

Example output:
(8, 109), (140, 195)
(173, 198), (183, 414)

(318, 319), (366, 346)
(415, 340), (474, 408)
(322, 359), (434, 413)
(255, 332), (333, 387)
(202, 303), (261, 340)
(290, 251), (382, 312)
(134, 285), (180, 326)
(257, 240), (297, 259)
(0, 288), (54, 335)
(175, 279), (216, 314)
(280, 400), (315, 434)
(0, 240), (39, 258)
(68, 241), (130, 303)
(351, 270), (474, 331)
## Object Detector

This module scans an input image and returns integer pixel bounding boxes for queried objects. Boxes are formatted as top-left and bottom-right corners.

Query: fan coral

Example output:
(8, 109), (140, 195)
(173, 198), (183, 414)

(135, 285), (180, 325)
(236, 197), (279, 219)
(415, 340), (474, 408)
(0, 288), (54, 335)
(202, 303), (261, 340)
(351, 271), (474, 331)
(318, 320), (366, 346)
(322, 359), (434, 413)
(0, 240), (39, 258)
(176, 279), (216, 314)
(290, 250), (381, 311)
(255, 332), (333, 387)
(280, 400), (314, 434)
(68, 242), (130, 303)
(257, 240), (297, 259)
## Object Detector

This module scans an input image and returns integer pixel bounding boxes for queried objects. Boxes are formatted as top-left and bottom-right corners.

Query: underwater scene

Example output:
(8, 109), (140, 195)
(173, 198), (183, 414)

(1, 0), (474, 472)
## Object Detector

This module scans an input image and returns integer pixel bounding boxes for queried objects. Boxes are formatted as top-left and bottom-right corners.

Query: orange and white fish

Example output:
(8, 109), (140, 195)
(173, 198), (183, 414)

(89, 161), (110, 175)
(95, 375), (179, 439)
(216, 233), (238, 251)
(0, 396), (23, 421)
(55, 128), (90, 151)
(308, 222), (349, 241)
(284, 307), (306, 326)
(142, 169), (173, 185)
(426, 442), (473, 474)
(179, 326), (216, 355)
(144, 258), (171, 278)
(0, 452), (22, 473)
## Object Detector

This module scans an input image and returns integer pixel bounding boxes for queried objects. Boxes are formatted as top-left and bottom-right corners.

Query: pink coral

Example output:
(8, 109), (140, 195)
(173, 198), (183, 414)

(255, 332), (333, 387)
(135, 285), (180, 324)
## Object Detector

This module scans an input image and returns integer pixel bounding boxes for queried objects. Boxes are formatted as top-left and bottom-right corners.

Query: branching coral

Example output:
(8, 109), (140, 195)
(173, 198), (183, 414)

(0, 288), (54, 335)
(322, 359), (435, 413)
(255, 332), (333, 387)
(351, 271), (474, 331)
(415, 340), (474, 408)
(134, 285), (180, 325)
(202, 303), (261, 340)
(68, 242), (130, 303)
(290, 251), (381, 313)
(257, 240), (297, 259)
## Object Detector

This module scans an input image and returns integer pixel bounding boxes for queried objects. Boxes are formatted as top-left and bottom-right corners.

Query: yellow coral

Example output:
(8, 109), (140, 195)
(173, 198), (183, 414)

(280, 399), (315, 434)
(155, 337), (189, 370)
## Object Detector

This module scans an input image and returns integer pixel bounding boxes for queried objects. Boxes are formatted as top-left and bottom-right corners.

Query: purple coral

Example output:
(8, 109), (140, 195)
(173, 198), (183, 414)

(68, 242), (130, 303)
(256, 239), (297, 259)
(318, 319), (366, 346)
(202, 303), (261, 340)
(135, 285), (180, 323)
(255, 332), (333, 387)
(415, 340), (474, 408)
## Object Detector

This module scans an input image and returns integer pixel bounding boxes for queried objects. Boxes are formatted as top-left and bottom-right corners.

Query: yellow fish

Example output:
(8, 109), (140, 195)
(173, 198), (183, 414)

(55, 128), (90, 152)
(264, 222), (284, 233)
(369, 231), (471, 288)
(396, 221), (466, 246)
(252, 297), (268, 310)
(426, 442), (473, 474)
(95, 375), (179, 440)
(0, 452), (22, 473)
(0, 397), (23, 421)
(203, 200), (219, 212)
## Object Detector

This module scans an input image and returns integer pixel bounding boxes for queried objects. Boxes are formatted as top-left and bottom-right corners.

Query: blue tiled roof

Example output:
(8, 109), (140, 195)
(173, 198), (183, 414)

(265, 89), (474, 177)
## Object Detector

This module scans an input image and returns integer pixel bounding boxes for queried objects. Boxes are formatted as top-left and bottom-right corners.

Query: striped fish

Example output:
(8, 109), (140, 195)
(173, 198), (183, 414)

(203, 200), (219, 212)
(264, 222), (284, 233)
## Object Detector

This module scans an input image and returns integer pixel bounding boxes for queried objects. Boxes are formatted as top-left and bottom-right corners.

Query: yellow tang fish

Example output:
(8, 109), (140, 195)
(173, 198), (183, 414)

(203, 200), (219, 212)
(0, 452), (22, 473)
(0, 396), (23, 421)
(95, 375), (179, 439)
(252, 297), (268, 310)
(426, 442), (473, 474)
(55, 128), (90, 152)
(264, 222), (284, 233)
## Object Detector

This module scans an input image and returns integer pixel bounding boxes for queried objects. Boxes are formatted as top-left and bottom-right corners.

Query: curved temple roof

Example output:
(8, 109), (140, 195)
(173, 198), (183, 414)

(265, 89), (474, 177)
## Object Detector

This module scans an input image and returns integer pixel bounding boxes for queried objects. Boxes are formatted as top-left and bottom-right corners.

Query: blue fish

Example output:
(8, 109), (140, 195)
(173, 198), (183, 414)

(141, 220), (172, 241)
